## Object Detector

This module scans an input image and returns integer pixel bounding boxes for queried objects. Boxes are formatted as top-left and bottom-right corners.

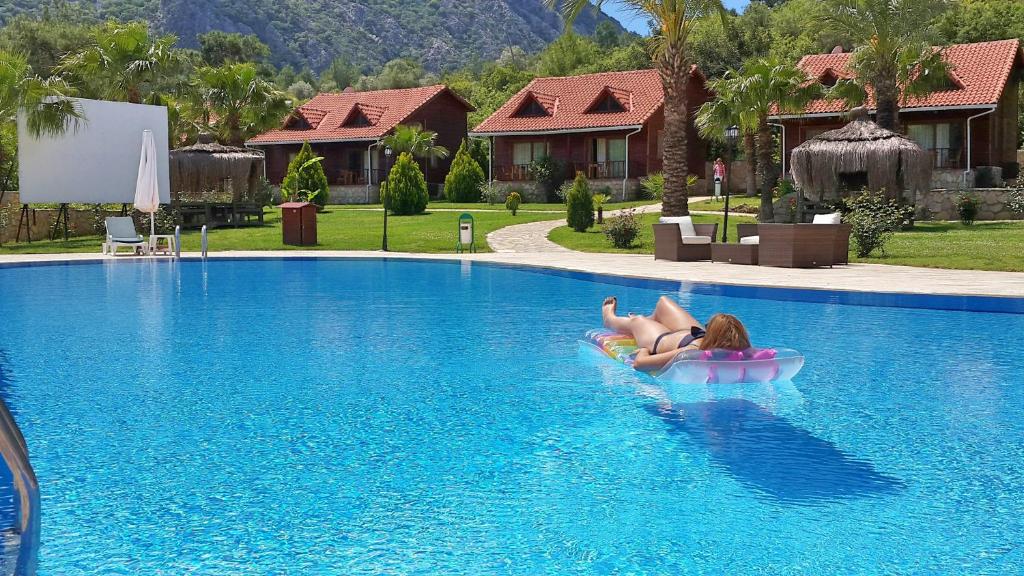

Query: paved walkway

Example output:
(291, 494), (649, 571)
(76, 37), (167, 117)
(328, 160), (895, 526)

(486, 197), (742, 253)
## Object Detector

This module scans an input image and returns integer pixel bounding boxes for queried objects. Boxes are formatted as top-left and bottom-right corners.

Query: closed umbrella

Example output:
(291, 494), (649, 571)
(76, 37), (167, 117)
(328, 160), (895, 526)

(133, 129), (161, 241)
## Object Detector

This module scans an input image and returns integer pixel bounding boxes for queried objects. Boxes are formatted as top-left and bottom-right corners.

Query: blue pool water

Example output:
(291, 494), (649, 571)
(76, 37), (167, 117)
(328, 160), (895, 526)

(1, 258), (1023, 574)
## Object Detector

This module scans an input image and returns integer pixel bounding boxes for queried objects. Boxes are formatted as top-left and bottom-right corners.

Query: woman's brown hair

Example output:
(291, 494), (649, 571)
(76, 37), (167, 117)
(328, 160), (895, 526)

(699, 314), (751, 351)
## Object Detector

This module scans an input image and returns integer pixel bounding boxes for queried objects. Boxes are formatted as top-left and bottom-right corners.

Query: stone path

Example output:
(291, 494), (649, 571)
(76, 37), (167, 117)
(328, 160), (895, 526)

(486, 197), (734, 253)
(487, 203), (663, 253)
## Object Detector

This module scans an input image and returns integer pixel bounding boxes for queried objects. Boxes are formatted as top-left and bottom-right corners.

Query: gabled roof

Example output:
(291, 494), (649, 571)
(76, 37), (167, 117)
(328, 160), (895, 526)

(472, 69), (688, 135)
(781, 39), (1022, 117)
(248, 84), (474, 145)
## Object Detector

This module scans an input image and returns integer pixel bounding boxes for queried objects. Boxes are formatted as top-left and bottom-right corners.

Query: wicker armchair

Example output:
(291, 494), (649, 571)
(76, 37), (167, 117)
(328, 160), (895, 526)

(652, 222), (719, 261)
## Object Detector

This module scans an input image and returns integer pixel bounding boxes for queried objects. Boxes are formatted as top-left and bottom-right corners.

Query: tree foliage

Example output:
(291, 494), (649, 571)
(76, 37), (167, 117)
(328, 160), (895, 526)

(385, 152), (429, 215)
(444, 140), (485, 202)
(282, 141), (329, 208)
(566, 171), (595, 232)
(380, 124), (449, 161)
(56, 21), (186, 104)
(196, 62), (289, 146)
(198, 31), (270, 66)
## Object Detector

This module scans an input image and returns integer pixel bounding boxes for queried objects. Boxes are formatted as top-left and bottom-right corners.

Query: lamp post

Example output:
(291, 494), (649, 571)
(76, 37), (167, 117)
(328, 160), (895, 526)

(382, 145), (393, 252)
(722, 126), (740, 243)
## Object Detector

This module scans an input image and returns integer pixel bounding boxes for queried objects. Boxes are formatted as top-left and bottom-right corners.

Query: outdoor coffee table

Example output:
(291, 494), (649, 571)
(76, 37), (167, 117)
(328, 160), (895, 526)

(149, 234), (176, 255)
(711, 243), (758, 265)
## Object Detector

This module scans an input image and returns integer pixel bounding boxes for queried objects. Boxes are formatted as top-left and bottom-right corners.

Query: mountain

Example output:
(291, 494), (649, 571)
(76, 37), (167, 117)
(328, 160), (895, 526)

(0, 0), (623, 72)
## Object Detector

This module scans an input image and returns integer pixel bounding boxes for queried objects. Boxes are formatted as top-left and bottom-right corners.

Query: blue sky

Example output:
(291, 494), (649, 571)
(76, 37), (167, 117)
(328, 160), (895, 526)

(601, 0), (750, 34)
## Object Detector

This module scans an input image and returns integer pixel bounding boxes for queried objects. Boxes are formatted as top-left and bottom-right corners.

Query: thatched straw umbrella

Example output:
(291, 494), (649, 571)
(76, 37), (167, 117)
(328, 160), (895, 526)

(791, 108), (932, 203)
(169, 133), (265, 204)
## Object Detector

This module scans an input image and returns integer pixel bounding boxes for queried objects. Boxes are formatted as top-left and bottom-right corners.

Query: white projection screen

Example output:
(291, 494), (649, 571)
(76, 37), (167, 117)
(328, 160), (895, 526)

(17, 98), (170, 204)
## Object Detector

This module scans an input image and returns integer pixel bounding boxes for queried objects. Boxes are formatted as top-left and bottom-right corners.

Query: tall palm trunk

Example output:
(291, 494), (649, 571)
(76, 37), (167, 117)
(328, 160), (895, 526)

(742, 131), (756, 197)
(756, 121), (775, 223)
(873, 75), (900, 132)
(658, 50), (691, 217)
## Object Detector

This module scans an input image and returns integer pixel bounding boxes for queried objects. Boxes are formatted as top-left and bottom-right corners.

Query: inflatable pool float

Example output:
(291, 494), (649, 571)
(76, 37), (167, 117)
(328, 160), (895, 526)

(582, 329), (804, 384)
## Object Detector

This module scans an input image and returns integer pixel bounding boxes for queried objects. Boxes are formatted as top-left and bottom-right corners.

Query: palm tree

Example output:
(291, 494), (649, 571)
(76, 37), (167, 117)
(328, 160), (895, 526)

(728, 58), (821, 221)
(820, 0), (951, 131)
(56, 21), (186, 105)
(196, 63), (288, 147)
(548, 0), (725, 216)
(695, 83), (758, 201)
(380, 124), (450, 161)
(0, 51), (80, 137)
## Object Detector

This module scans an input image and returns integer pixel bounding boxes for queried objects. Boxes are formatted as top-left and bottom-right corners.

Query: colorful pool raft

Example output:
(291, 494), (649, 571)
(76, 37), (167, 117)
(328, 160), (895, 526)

(582, 329), (805, 384)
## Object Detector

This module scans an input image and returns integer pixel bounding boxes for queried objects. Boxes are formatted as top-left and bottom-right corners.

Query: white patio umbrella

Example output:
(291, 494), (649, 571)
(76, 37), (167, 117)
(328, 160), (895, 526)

(133, 129), (161, 240)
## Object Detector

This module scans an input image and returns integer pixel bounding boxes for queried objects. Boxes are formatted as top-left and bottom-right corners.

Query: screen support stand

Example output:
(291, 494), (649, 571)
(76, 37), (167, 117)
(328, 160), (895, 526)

(49, 203), (70, 242)
(120, 204), (129, 217)
(15, 205), (32, 243)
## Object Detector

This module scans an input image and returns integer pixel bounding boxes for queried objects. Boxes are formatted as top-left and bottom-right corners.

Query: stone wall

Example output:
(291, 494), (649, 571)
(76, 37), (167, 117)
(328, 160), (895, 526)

(491, 179), (642, 203)
(916, 188), (1023, 221)
(327, 185), (379, 205)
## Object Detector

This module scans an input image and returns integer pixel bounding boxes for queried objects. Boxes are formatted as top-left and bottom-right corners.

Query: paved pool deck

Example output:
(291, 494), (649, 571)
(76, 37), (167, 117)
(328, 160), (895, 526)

(2, 250), (1022, 299)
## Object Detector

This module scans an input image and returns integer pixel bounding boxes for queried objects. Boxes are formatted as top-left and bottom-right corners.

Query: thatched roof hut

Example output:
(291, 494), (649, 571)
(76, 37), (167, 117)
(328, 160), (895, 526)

(169, 134), (265, 204)
(791, 108), (932, 202)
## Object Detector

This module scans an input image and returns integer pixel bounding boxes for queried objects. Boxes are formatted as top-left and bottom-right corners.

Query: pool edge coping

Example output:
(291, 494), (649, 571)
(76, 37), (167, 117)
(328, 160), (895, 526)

(1, 251), (1023, 314)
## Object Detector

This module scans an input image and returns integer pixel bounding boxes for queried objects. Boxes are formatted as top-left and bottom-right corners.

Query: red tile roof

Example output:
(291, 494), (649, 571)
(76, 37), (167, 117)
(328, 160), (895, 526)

(247, 84), (473, 145)
(782, 39), (1022, 117)
(471, 69), (686, 135)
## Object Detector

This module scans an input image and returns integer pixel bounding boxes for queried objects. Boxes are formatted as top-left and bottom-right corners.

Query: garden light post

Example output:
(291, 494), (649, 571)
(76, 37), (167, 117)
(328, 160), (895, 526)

(722, 126), (740, 243)
(382, 145), (393, 252)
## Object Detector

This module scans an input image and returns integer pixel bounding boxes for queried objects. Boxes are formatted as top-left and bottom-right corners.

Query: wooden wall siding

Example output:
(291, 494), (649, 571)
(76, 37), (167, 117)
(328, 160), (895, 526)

(492, 128), (652, 179)
(406, 91), (470, 185)
(255, 90), (471, 188)
(780, 108), (1016, 172)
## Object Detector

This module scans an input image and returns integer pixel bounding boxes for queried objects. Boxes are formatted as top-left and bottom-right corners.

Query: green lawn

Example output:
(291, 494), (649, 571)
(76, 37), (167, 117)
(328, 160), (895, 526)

(688, 196), (761, 212)
(851, 221), (1024, 272)
(548, 211), (757, 254)
(331, 199), (660, 212)
(0, 207), (565, 254)
(549, 214), (1024, 272)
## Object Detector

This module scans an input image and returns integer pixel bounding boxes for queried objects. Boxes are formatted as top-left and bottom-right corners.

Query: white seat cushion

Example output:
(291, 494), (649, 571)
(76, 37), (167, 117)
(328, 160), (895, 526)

(812, 212), (842, 224)
(739, 235), (760, 245)
(681, 236), (711, 245)
(659, 216), (697, 238)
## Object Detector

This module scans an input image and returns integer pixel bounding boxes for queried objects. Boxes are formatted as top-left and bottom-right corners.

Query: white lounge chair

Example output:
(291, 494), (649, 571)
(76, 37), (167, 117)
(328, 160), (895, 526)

(103, 217), (148, 256)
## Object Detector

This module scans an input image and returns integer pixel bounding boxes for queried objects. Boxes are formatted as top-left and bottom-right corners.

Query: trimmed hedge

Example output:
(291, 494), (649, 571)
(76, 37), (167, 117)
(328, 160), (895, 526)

(444, 140), (485, 202)
(385, 152), (429, 215)
(566, 172), (594, 232)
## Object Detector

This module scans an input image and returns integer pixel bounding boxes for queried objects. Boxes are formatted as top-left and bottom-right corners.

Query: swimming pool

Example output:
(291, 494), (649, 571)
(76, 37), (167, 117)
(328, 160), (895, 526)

(1, 258), (1022, 574)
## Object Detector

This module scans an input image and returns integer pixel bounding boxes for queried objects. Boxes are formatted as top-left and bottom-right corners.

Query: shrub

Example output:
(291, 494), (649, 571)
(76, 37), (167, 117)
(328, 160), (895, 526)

(566, 172), (595, 232)
(443, 140), (485, 202)
(479, 180), (502, 205)
(956, 192), (979, 225)
(555, 181), (574, 204)
(385, 152), (429, 215)
(603, 208), (640, 248)
(592, 192), (609, 223)
(529, 155), (566, 202)
(640, 172), (664, 200)
(846, 191), (914, 257)
(282, 141), (329, 209)
(505, 191), (521, 215)
(1008, 184), (1024, 214)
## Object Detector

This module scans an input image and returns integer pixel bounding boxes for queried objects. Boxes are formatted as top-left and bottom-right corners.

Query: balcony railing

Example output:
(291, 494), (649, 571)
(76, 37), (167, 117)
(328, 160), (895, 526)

(928, 148), (962, 170)
(328, 168), (386, 186)
(570, 161), (627, 180)
(495, 160), (637, 182)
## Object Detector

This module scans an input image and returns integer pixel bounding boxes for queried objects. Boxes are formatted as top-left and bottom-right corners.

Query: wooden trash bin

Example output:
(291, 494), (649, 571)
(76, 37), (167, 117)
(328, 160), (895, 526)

(280, 202), (317, 246)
